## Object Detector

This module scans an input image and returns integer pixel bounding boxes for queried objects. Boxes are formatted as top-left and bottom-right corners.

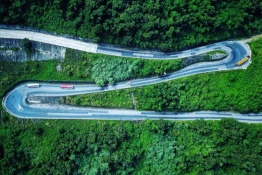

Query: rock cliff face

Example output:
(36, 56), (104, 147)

(0, 38), (66, 62)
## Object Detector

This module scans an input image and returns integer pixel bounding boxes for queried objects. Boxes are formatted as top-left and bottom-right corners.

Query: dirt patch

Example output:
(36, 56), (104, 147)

(242, 34), (262, 43)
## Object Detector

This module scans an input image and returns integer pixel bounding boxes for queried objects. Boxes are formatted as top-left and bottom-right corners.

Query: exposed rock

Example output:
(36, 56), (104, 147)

(56, 63), (62, 71)
(0, 38), (66, 62)
(210, 53), (227, 60)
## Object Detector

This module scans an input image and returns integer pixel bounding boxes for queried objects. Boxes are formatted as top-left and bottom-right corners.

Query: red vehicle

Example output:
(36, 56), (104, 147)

(60, 84), (74, 89)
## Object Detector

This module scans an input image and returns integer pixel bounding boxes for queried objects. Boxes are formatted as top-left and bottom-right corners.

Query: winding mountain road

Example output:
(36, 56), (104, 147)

(2, 29), (261, 123)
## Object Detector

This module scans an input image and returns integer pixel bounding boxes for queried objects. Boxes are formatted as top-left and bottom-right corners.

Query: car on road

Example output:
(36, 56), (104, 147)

(27, 83), (40, 88)
(60, 84), (74, 89)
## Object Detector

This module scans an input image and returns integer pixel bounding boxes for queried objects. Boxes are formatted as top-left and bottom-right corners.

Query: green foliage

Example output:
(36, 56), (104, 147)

(64, 49), (182, 86)
(0, 117), (261, 174)
(0, 60), (65, 97)
(62, 49), (93, 80)
(0, 2), (262, 173)
(66, 38), (262, 113)
(63, 89), (134, 109)
(0, 47), (182, 97)
(21, 38), (33, 56)
(1, 0), (262, 51)
(138, 135), (178, 175)
(0, 38), (262, 174)
(92, 58), (140, 86)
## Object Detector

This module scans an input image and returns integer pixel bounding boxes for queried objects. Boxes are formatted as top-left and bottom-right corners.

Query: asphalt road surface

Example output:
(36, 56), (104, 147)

(2, 29), (260, 123)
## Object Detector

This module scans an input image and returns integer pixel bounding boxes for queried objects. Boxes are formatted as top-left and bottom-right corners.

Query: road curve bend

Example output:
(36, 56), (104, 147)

(2, 29), (260, 123)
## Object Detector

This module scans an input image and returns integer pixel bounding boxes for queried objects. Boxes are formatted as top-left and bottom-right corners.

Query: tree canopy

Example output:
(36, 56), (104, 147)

(0, 116), (261, 175)
(1, 0), (262, 51)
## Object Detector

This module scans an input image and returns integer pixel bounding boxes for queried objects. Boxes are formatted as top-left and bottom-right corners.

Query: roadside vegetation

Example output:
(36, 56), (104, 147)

(1, 0), (262, 51)
(0, 49), (181, 97)
(0, 45), (223, 98)
(0, 38), (261, 174)
(1, 1), (262, 174)
(61, 89), (134, 109)
(63, 49), (226, 86)
(64, 49), (183, 86)
(0, 114), (261, 174)
(0, 60), (68, 98)
(64, 38), (262, 113)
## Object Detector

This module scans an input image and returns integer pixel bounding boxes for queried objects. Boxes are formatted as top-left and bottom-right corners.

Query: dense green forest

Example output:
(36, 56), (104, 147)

(1, 1), (262, 173)
(0, 114), (261, 174)
(65, 38), (262, 113)
(1, 0), (262, 50)
(0, 38), (262, 174)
